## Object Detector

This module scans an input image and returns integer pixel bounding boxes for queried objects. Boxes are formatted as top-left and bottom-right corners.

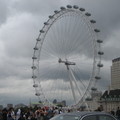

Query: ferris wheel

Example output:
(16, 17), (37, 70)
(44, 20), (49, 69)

(32, 5), (103, 107)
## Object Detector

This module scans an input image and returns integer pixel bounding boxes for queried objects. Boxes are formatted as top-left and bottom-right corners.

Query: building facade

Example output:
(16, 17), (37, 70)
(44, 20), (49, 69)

(85, 91), (102, 111)
(7, 104), (13, 109)
(0, 105), (3, 110)
(100, 89), (120, 112)
(111, 57), (120, 89)
(99, 57), (120, 112)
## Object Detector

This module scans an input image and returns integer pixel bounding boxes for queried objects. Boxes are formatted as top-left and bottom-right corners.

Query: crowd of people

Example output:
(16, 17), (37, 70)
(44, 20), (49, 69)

(0, 106), (69, 120)
(0, 105), (120, 120)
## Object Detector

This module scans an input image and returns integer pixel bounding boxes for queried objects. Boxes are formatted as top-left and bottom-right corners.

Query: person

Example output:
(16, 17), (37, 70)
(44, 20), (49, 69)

(44, 108), (54, 120)
(11, 108), (15, 120)
(53, 107), (59, 116)
(16, 109), (21, 120)
(35, 107), (43, 120)
(95, 105), (104, 112)
(110, 109), (115, 116)
(2, 108), (7, 120)
(99, 105), (104, 111)
(31, 113), (37, 120)
(116, 107), (120, 120)
(7, 109), (14, 120)
(0, 109), (3, 120)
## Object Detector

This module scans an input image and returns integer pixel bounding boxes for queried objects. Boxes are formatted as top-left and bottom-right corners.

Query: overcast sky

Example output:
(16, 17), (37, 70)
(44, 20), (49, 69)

(0, 0), (120, 107)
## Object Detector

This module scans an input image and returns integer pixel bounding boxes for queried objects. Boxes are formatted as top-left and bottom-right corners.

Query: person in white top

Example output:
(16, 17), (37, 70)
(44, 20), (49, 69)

(16, 109), (21, 120)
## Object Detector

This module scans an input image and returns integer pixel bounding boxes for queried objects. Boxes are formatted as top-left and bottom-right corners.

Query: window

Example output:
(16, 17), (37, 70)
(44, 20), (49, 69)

(82, 115), (97, 120)
(50, 115), (80, 120)
(99, 115), (115, 120)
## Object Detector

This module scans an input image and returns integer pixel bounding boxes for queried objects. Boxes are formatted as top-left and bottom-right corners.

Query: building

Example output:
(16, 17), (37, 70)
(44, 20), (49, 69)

(100, 89), (120, 112)
(85, 90), (102, 111)
(53, 99), (66, 107)
(99, 57), (120, 112)
(111, 57), (120, 89)
(30, 102), (44, 108)
(7, 104), (13, 109)
(56, 100), (66, 107)
(86, 57), (120, 112)
(85, 59), (120, 111)
(0, 105), (3, 110)
(14, 103), (27, 109)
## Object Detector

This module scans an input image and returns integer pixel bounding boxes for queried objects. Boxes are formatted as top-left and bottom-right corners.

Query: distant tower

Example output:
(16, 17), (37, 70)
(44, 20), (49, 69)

(111, 57), (120, 89)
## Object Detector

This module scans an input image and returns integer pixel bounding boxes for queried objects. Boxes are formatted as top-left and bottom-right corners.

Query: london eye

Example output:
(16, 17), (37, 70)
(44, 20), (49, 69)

(32, 5), (103, 107)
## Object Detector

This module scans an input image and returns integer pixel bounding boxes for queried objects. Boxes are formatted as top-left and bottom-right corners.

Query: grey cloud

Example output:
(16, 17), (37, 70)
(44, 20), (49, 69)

(0, 0), (120, 106)
(0, 58), (31, 80)
(11, 0), (60, 16)
(70, 0), (120, 37)
(103, 27), (120, 60)
(0, 13), (38, 57)
(0, 93), (37, 106)
(0, 0), (9, 25)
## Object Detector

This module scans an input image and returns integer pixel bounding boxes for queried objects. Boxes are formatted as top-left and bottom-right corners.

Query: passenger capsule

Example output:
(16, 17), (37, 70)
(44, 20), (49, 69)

(97, 63), (103, 67)
(40, 30), (45, 33)
(32, 56), (37, 59)
(90, 20), (96, 23)
(91, 87), (97, 91)
(97, 39), (103, 43)
(54, 10), (59, 14)
(85, 12), (91, 16)
(31, 66), (36, 70)
(79, 8), (85, 11)
(94, 29), (100, 32)
(35, 93), (40, 96)
(32, 75), (37, 79)
(95, 76), (101, 79)
(33, 84), (38, 87)
(49, 15), (53, 19)
(67, 5), (72, 8)
(44, 22), (49, 25)
(36, 38), (41, 41)
(73, 5), (79, 9)
(60, 6), (66, 10)
(34, 47), (38, 50)
(98, 51), (104, 55)
(85, 97), (92, 101)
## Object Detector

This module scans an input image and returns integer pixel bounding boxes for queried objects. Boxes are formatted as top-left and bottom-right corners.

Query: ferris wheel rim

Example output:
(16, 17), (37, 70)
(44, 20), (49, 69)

(32, 5), (103, 107)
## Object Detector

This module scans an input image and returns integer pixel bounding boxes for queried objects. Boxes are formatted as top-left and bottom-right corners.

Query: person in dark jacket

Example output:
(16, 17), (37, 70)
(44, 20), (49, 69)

(0, 109), (3, 120)
(2, 108), (7, 120)
(116, 107), (120, 120)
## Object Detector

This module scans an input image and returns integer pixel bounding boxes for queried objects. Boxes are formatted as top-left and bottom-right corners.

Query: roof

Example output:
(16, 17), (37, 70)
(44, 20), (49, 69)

(59, 111), (112, 117)
(112, 57), (120, 62)
(101, 89), (120, 98)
